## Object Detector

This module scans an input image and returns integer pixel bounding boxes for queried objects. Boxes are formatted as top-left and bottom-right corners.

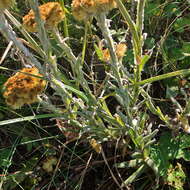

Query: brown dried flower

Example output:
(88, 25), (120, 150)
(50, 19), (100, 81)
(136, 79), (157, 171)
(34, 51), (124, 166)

(0, 0), (14, 10)
(3, 67), (46, 109)
(102, 43), (127, 62)
(23, 2), (65, 32)
(72, 0), (117, 21)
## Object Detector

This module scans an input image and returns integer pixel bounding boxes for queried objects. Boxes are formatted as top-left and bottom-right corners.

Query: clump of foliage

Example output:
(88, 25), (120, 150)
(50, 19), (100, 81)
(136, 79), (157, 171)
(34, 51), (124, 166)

(1, 0), (190, 189)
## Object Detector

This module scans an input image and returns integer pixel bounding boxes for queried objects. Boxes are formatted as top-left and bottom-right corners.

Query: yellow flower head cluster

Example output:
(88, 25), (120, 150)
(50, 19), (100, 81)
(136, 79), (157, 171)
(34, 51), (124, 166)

(0, 0), (14, 10)
(23, 2), (65, 32)
(102, 43), (127, 62)
(3, 67), (46, 109)
(72, 0), (117, 21)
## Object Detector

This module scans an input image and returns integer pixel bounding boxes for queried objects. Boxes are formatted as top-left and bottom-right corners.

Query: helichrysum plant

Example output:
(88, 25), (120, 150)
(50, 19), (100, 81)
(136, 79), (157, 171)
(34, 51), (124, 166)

(1, 0), (190, 189)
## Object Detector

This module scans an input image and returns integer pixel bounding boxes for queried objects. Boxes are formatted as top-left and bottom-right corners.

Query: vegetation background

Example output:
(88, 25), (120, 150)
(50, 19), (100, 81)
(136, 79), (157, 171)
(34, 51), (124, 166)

(1, 0), (190, 189)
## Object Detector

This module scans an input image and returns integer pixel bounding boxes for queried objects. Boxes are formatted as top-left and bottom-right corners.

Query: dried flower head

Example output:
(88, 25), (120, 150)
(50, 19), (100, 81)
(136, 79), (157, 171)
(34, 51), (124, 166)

(102, 43), (127, 62)
(71, 0), (96, 21)
(23, 2), (65, 32)
(96, 0), (117, 13)
(72, 0), (116, 21)
(0, 0), (14, 10)
(3, 67), (46, 109)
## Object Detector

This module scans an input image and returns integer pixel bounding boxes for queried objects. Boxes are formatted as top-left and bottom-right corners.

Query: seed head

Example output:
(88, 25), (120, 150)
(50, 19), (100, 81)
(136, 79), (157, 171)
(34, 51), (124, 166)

(23, 2), (65, 32)
(3, 67), (46, 109)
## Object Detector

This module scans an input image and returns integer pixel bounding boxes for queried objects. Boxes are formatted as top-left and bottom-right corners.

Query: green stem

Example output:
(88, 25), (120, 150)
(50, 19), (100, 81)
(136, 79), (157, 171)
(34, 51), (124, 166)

(81, 22), (88, 65)
(133, 0), (147, 104)
(96, 13), (122, 87)
(122, 164), (147, 187)
(136, 0), (146, 39)
(116, 0), (147, 105)
(51, 76), (72, 109)
(29, 0), (59, 74)
(115, 0), (139, 53)
(29, 0), (52, 56)
(51, 28), (77, 77)
(59, 0), (69, 38)
(96, 14), (118, 64)
(52, 28), (77, 64)
(133, 68), (190, 86)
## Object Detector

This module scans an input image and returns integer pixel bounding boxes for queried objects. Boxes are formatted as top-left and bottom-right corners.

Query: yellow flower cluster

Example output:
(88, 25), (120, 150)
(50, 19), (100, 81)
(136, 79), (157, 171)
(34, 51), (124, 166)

(23, 2), (65, 32)
(72, 0), (117, 21)
(102, 43), (127, 62)
(3, 67), (46, 109)
(0, 0), (14, 10)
